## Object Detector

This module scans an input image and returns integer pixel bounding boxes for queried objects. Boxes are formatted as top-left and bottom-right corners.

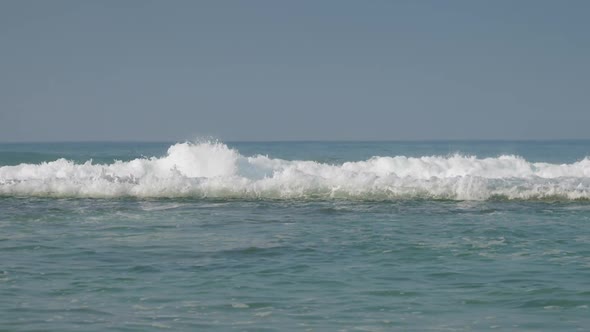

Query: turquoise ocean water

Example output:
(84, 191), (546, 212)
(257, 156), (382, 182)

(1, 141), (590, 331)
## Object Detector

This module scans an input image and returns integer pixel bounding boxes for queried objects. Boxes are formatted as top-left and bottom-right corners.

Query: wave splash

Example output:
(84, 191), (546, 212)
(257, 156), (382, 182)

(1, 141), (590, 200)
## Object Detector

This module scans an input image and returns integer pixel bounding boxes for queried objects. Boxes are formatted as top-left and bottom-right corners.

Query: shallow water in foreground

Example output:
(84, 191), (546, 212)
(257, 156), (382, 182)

(1, 141), (590, 331)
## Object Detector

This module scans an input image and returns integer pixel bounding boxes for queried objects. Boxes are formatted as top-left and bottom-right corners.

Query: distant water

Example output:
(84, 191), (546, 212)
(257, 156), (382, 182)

(1, 141), (589, 331)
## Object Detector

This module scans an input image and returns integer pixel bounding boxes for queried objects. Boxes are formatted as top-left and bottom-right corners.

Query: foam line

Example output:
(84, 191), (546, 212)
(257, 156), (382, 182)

(1, 141), (589, 200)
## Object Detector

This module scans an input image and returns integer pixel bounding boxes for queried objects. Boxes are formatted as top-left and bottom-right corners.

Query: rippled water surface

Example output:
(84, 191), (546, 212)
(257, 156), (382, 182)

(1, 141), (590, 331)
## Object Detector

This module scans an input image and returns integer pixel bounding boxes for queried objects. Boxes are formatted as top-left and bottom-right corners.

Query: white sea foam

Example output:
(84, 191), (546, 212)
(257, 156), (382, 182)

(1, 141), (590, 200)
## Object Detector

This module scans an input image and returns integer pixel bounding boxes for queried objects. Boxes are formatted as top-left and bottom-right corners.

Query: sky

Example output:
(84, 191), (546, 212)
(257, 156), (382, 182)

(1, 0), (589, 142)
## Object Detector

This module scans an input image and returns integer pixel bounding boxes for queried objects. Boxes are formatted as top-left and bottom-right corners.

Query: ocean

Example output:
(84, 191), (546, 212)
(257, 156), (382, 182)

(1, 140), (589, 331)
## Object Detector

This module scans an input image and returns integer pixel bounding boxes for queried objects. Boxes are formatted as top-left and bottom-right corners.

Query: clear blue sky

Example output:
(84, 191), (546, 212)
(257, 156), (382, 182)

(1, 0), (589, 142)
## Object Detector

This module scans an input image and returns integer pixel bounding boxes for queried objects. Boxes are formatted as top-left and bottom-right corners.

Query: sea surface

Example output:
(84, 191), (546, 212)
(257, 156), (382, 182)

(1, 140), (590, 331)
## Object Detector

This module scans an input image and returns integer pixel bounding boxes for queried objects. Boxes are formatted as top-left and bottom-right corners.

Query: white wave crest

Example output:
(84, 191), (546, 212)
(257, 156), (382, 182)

(1, 141), (590, 200)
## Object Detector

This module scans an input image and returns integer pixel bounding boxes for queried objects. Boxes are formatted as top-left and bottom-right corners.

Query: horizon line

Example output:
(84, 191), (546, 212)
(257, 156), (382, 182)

(2, 138), (590, 144)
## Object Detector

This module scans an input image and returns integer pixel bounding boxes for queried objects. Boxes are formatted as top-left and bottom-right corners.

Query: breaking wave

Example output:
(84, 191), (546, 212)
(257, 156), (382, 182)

(1, 141), (590, 200)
